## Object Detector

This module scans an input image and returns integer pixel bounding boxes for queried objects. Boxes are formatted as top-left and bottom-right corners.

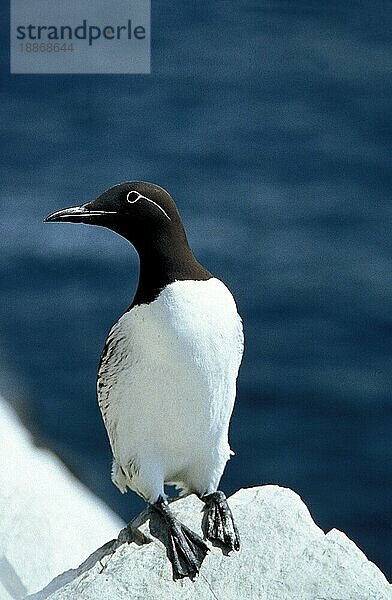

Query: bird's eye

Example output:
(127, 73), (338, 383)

(127, 191), (141, 204)
(125, 190), (171, 221)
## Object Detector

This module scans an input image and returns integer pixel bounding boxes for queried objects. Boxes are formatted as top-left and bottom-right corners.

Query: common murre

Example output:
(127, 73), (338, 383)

(45, 181), (244, 580)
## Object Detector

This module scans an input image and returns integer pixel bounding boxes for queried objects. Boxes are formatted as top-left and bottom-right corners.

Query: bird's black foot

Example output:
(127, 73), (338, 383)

(153, 498), (209, 580)
(202, 490), (240, 552)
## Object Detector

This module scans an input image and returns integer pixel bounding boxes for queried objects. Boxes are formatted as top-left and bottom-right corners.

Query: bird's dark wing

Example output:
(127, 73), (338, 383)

(96, 323), (126, 431)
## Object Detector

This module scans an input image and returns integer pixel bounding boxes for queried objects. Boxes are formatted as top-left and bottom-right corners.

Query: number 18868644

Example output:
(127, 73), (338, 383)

(19, 43), (74, 52)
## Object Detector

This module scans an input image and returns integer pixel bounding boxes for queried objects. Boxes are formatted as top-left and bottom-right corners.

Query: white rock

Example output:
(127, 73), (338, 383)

(0, 398), (124, 599)
(28, 486), (391, 600)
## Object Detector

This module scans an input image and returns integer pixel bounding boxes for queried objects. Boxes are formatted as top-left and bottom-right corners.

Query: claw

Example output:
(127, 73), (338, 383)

(153, 499), (209, 580)
(202, 491), (240, 552)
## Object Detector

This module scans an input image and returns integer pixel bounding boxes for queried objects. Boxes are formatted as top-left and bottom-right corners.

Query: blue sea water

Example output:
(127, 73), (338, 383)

(1, 1), (391, 578)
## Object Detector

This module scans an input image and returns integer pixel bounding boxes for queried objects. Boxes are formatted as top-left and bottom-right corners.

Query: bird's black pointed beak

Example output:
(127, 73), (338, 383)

(44, 203), (117, 224)
(44, 204), (88, 223)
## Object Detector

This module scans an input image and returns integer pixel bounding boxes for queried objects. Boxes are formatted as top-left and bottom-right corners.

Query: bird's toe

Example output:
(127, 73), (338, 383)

(202, 491), (240, 552)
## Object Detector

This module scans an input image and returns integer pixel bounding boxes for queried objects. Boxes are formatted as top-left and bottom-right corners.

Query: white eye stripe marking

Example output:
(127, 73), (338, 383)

(126, 190), (171, 221)
(126, 191), (141, 204)
(145, 198), (171, 221)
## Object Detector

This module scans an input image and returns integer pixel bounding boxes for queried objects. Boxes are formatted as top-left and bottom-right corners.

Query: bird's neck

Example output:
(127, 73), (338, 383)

(130, 230), (212, 308)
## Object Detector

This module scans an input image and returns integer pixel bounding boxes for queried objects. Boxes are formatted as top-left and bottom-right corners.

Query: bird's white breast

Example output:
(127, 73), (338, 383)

(97, 277), (243, 499)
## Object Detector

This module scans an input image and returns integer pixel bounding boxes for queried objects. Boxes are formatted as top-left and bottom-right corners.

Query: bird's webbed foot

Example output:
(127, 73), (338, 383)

(202, 490), (240, 552)
(152, 497), (209, 580)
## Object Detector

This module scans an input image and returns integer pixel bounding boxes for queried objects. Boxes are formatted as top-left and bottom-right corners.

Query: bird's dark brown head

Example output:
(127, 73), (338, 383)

(44, 181), (184, 247)
(45, 181), (212, 306)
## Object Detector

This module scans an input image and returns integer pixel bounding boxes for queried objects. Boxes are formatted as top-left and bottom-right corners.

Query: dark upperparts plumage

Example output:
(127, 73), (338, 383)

(45, 181), (212, 308)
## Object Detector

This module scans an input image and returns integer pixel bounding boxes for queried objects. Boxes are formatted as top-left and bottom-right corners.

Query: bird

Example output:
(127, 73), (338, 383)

(45, 181), (244, 580)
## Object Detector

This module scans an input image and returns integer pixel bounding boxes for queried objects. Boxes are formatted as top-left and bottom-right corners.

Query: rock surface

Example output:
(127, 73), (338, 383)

(0, 398), (124, 599)
(28, 486), (391, 600)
